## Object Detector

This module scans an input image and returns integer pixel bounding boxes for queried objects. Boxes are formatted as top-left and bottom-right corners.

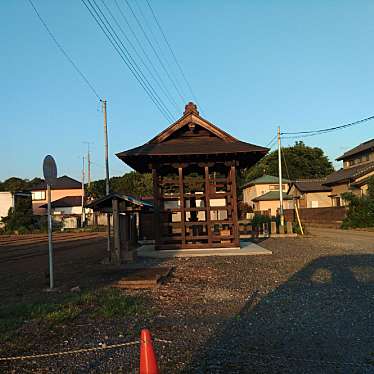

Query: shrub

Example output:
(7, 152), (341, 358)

(341, 177), (374, 229)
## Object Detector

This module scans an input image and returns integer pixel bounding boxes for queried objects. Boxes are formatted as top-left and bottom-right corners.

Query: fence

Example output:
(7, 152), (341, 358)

(284, 206), (347, 228)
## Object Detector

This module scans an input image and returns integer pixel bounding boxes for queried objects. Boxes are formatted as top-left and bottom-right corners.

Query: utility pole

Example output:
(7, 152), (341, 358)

(81, 156), (85, 227)
(101, 99), (111, 260)
(83, 142), (92, 188)
(278, 127), (284, 227)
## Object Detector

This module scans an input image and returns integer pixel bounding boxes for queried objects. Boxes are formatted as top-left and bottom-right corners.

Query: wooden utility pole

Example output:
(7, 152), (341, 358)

(278, 127), (284, 227)
(81, 156), (85, 227)
(102, 99), (111, 260)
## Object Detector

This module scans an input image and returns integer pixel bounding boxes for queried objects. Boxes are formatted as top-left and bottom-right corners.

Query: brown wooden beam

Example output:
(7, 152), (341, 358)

(152, 168), (161, 248)
(204, 165), (213, 245)
(112, 198), (121, 265)
(230, 165), (240, 247)
(178, 167), (186, 246)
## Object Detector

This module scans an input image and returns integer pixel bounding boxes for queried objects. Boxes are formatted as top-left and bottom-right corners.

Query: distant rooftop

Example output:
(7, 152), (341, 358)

(242, 175), (291, 189)
(40, 195), (83, 209)
(324, 161), (374, 185)
(252, 191), (293, 202)
(290, 179), (332, 193)
(30, 175), (81, 190)
(336, 138), (374, 161)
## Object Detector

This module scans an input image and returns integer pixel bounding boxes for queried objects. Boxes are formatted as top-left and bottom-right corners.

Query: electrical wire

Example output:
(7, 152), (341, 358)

(81, 0), (174, 122)
(145, 0), (201, 108)
(113, 0), (179, 114)
(93, 0), (175, 121)
(27, 0), (101, 100)
(124, 0), (186, 104)
(281, 114), (374, 138)
(105, 0), (180, 114)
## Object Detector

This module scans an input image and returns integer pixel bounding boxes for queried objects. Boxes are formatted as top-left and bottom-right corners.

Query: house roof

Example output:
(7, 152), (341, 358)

(30, 176), (81, 190)
(336, 138), (374, 161)
(324, 161), (374, 186)
(252, 191), (293, 202)
(86, 193), (153, 211)
(116, 102), (268, 172)
(40, 196), (83, 209)
(290, 179), (332, 193)
(242, 175), (291, 189)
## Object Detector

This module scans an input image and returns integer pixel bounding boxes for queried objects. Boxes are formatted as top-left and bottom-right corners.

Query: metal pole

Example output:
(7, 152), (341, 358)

(47, 184), (54, 289)
(102, 99), (111, 260)
(87, 144), (91, 188)
(81, 156), (85, 227)
(278, 127), (284, 226)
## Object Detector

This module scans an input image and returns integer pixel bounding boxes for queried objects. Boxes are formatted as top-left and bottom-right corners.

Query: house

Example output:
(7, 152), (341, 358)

(288, 179), (332, 208)
(242, 175), (292, 214)
(39, 196), (90, 228)
(324, 139), (374, 206)
(252, 191), (294, 215)
(116, 102), (268, 250)
(0, 191), (32, 226)
(30, 175), (82, 215)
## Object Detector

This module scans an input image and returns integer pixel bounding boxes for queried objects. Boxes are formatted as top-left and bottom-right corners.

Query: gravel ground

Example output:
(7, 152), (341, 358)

(0, 230), (373, 373)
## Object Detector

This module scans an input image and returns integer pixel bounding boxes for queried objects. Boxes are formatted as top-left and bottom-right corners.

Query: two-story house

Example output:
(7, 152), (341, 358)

(324, 139), (374, 206)
(242, 175), (293, 215)
(30, 175), (83, 215)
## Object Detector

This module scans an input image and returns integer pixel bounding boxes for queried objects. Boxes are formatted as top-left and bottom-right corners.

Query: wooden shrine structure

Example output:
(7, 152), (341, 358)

(87, 193), (152, 263)
(117, 103), (268, 250)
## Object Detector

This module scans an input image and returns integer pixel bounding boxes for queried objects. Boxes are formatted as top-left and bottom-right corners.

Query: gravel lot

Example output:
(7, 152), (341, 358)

(0, 230), (373, 373)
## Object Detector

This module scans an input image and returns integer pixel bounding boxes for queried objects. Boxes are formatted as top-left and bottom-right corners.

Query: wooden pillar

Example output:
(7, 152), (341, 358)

(152, 168), (161, 249)
(112, 198), (121, 264)
(230, 165), (240, 247)
(178, 167), (186, 246)
(204, 165), (213, 245)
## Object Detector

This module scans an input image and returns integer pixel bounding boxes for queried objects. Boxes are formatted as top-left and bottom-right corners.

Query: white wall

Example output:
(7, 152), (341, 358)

(0, 192), (13, 221)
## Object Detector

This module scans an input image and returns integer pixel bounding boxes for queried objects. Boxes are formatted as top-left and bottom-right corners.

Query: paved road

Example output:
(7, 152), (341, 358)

(308, 227), (374, 246)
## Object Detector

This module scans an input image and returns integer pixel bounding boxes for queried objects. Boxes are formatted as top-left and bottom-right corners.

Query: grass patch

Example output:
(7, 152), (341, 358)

(93, 289), (145, 318)
(0, 288), (145, 339)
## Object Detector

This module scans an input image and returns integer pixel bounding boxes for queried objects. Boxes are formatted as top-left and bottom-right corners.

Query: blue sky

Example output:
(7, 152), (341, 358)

(1, 0), (374, 182)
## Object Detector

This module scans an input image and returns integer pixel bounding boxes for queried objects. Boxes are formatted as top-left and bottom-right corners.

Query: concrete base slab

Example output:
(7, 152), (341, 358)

(137, 241), (271, 258)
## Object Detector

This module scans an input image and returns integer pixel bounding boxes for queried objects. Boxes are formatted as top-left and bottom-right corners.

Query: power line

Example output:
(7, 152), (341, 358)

(281, 114), (374, 138)
(27, 0), (100, 100)
(145, 0), (201, 108)
(112, 0), (180, 114)
(92, 0), (175, 121)
(103, 0), (180, 114)
(81, 0), (174, 122)
(265, 135), (277, 148)
(124, 0), (186, 105)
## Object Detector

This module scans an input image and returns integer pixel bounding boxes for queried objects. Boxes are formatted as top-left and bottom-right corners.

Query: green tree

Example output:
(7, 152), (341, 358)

(87, 172), (153, 198)
(242, 141), (334, 183)
(2, 195), (34, 233)
(0, 177), (43, 192)
(341, 177), (374, 229)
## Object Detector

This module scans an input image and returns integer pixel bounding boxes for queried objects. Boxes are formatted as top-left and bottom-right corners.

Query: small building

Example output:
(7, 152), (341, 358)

(87, 193), (153, 263)
(324, 139), (374, 206)
(30, 175), (82, 215)
(288, 179), (332, 208)
(117, 102), (268, 250)
(252, 191), (294, 216)
(242, 175), (291, 212)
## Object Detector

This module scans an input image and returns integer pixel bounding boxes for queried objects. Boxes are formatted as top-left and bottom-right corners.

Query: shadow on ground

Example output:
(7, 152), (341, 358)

(184, 254), (374, 373)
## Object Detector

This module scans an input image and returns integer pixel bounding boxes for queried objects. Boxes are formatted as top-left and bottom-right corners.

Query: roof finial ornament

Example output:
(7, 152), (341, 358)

(184, 102), (199, 116)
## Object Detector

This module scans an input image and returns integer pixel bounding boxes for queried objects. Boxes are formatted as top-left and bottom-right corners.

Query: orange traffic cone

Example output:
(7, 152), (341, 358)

(140, 329), (160, 374)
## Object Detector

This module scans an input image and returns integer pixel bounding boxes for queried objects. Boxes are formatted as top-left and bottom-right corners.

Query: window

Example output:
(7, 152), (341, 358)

(269, 184), (286, 191)
(32, 191), (46, 201)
